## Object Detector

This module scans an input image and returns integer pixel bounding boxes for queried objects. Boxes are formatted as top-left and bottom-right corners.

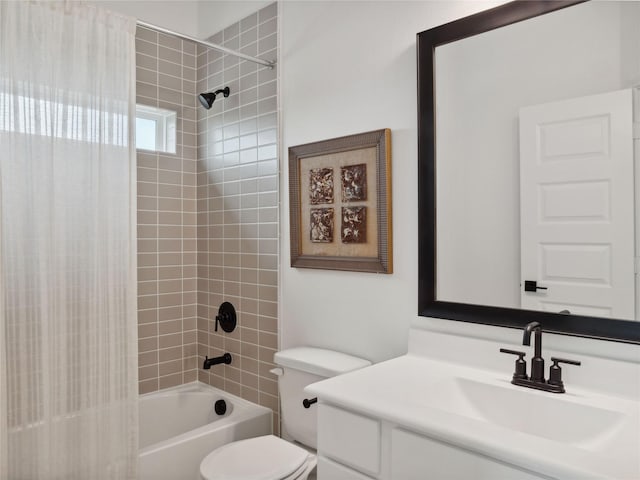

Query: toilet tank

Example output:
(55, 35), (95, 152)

(273, 347), (371, 449)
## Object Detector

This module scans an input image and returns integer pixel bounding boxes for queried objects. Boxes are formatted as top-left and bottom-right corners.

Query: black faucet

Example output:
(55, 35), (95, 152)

(203, 353), (232, 370)
(522, 321), (544, 383)
(500, 322), (581, 394)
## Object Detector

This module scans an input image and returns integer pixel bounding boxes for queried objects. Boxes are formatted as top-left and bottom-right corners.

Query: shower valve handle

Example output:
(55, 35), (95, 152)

(214, 302), (237, 333)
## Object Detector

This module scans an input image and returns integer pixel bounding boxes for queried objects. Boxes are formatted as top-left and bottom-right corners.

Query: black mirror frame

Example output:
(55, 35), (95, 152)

(417, 0), (640, 344)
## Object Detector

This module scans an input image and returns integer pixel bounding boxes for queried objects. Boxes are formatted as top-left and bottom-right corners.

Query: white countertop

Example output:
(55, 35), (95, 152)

(306, 354), (640, 480)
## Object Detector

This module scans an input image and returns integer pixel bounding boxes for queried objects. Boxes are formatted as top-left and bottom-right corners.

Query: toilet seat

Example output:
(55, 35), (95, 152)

(200, 435), (314, 480)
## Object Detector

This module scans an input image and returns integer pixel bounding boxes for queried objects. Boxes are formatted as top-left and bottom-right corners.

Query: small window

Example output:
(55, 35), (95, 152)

(135, 104), (176, 153)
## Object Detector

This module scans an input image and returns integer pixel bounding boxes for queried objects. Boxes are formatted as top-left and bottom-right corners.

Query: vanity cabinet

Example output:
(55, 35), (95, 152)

(317, 404), (381, 476)
(317, 457), (376, 480)
(390, 428), (543, 480)
(316, 404), (548, 480)
(309, 330), (639, 480)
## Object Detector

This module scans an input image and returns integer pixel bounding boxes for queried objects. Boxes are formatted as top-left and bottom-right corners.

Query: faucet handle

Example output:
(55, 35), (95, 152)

(499, 348), (527, 380)
(548, 357), (581, 391)
(500, 348), (525, 356)
(550, 357), (581, 366)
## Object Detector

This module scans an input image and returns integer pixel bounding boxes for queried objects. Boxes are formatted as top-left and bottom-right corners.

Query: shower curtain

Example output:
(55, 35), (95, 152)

(0, 2), (138, 478)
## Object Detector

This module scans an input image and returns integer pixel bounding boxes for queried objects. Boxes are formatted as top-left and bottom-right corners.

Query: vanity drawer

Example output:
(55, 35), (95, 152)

(318, 456), (376, 480)
(318, 404), (381, 476)
(391, 428), (545, 479)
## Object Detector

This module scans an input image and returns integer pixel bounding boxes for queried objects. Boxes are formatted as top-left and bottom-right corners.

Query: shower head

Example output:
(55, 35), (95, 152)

(198, 87), (230, 109)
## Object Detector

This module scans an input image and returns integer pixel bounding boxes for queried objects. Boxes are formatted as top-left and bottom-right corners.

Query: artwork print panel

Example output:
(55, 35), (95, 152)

(289, 128), (392, 273)
(341, 163), (367, 201)
(341, 206), (366, 243)
(310, 208), (334, 243)
(309, 167), (334, 204)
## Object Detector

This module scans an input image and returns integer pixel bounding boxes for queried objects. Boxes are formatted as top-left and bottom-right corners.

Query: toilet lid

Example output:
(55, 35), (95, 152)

(200, 435), (310, 480)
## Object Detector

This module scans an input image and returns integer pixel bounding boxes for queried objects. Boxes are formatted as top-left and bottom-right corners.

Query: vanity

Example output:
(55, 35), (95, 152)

(306, 324), (640, 480)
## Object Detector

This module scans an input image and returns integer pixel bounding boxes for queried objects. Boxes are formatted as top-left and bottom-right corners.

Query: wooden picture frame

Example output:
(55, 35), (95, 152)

(289, 129), (392, 273)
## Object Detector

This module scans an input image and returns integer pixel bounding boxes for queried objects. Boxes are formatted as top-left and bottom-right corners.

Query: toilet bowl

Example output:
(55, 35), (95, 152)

(199, 347), (371, 480)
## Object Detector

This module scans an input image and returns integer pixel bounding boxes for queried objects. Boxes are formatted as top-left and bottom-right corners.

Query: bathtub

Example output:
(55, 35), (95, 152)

(139, 382), (272, 480)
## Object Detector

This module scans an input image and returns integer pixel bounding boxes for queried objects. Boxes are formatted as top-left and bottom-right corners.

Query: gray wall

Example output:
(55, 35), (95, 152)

(195, 3), (280, 435)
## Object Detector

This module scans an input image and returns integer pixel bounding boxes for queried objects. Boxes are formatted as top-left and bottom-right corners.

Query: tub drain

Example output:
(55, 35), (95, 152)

(214, 399), (227, 416)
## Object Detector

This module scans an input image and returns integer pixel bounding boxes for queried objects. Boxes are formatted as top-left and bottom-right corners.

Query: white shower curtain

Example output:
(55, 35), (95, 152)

(0, 2), (138, 479)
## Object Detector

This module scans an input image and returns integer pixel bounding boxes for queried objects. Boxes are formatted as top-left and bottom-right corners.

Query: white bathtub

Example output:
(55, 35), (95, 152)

(139, 382), (272, 480)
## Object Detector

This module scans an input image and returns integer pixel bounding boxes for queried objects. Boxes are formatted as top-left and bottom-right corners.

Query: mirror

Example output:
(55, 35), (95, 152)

(418, 0), (640, 343)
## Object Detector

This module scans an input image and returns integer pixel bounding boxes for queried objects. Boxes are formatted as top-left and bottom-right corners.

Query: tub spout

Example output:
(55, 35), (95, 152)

(203, 353), (232, 369)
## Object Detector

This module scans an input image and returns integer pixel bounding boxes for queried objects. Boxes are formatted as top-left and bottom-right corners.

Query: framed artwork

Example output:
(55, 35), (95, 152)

(288, 128), (392, 273)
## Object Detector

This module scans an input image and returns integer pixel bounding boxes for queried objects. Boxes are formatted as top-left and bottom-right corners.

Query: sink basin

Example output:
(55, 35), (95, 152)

(427, 377), (624, 446)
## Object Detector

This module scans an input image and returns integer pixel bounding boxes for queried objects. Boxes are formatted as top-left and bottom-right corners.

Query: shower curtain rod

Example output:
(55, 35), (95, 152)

(136, 20), (276, 69)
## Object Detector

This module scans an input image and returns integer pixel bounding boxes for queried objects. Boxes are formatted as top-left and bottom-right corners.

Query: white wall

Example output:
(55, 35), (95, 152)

(280, 1), (506, 363)
(197, 1), (271, 39)
(95, 1), (200, 36)
(95, 1), (270, 40)
(280, 1), (640, 365)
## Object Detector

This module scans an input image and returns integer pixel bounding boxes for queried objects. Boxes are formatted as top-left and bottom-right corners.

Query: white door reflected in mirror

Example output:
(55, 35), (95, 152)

(519, 89), (635, 320)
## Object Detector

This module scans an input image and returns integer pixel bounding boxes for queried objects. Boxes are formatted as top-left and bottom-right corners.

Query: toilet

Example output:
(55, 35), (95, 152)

(199, 347), (371, 480)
